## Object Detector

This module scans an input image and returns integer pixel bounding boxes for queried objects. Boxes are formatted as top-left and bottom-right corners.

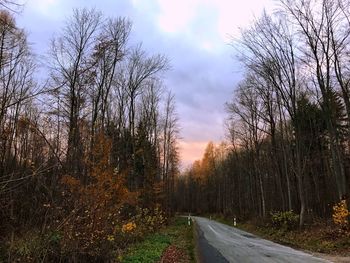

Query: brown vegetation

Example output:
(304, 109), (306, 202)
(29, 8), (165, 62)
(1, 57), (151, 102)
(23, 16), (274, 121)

(159, 245), (189, 263)
(0, 5), (179, 262)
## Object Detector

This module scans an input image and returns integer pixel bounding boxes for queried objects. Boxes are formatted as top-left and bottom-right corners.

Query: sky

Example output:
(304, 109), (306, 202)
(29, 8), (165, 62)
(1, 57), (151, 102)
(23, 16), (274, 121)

(16, 0), (274, 168)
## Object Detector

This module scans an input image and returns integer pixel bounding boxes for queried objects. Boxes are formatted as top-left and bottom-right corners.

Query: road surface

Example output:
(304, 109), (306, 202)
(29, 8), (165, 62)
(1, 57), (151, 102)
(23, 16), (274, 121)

(194, 217), (331, 263)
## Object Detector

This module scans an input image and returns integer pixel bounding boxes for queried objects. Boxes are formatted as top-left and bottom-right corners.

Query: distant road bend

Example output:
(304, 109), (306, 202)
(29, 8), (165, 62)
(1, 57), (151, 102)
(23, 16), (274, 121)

(194, 217), (331, 263)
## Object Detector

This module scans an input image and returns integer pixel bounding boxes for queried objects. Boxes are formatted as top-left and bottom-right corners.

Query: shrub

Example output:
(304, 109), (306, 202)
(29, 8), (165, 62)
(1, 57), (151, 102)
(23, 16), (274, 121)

(333, 200), (349, 232)
(133, 206), (167, 233)
(270, 210), (299, 230)
(122, 222), (137, 233)
(6, 134), (170, 262)
(6, 230), (61, 262)
(57, 134), (138, 260)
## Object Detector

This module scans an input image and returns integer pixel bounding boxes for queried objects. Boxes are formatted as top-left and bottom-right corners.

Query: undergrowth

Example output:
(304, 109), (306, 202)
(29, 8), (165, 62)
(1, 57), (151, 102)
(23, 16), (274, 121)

(121, 217), (195, 263)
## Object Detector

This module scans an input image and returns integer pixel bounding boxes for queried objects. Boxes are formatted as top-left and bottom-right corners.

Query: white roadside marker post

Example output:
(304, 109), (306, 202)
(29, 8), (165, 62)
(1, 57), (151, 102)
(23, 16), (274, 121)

(234, 217), (237, 227)
(188, 214), (191, 226)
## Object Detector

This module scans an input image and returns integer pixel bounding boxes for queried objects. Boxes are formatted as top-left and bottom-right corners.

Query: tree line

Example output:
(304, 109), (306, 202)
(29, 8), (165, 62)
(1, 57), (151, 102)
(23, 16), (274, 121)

(175, 0), (350, 227)
(0, 4), (179, 261)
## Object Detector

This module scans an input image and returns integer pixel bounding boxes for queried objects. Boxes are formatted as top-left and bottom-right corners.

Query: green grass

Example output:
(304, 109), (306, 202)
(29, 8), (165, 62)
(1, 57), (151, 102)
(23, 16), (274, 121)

(121, 217), (195, 263)
(121, 234), (171, 263)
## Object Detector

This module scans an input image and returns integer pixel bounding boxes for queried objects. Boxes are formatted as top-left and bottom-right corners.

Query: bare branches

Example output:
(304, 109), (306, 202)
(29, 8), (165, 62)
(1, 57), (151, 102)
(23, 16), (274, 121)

(0, 7), (179, 260)
(223, 0), (350, 225)
(0, 0), (24, 13)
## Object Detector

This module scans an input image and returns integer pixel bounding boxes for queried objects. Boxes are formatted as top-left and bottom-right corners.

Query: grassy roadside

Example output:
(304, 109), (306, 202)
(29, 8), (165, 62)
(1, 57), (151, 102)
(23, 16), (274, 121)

(121, 217), (195, 263)
(209, 215), (350, 256)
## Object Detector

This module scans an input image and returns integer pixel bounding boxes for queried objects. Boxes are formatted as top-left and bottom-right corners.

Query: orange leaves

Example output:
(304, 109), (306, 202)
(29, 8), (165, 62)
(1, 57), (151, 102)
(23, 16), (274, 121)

(333, 200), (349, 232)
(58, 133), (139, 256)
(61, 133), (135, 206)
(56, 133), (168, 258)
(122, 222), (136, 233)
(191, 160), (202, 178)
(61, 175), (80, 189)
(190, 142), (227, 179)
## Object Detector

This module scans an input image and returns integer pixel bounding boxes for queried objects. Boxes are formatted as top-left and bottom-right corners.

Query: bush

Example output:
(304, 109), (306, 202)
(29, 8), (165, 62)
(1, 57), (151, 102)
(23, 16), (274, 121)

(133, 206), (167, 233)
(57, 134), (139, 260)
(270, 210), (299, 230)
(333, 200), (349, 232)
(6, 230), (61, 262)
(109, 206), (167, 247)
(5, 134), (170, 262)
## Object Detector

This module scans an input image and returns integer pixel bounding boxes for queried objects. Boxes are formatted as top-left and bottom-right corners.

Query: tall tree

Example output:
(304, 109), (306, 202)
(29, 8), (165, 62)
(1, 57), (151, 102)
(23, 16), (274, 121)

(50, 8), (101, 179)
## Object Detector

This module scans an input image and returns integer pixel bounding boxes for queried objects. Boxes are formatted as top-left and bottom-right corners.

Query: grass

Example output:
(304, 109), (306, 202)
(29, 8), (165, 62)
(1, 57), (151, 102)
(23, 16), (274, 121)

(121, 217), (195, 263)
(164, 217), (196, 262)
(121, 234), (171, 263)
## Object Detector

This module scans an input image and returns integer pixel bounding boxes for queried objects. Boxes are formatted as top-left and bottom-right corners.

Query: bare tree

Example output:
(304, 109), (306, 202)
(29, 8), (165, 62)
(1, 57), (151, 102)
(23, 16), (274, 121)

(120, 45), (168, 189)
(280, 0), (347, 201)
(49, 8), (101, 179)
(227, 78), (267, 217)
(162, 91), (179, 215)
(0, 10), (35, 184)
(235, 11), (311, 225)
(89, 17), (131, 162)
(0, 0), (23, 12)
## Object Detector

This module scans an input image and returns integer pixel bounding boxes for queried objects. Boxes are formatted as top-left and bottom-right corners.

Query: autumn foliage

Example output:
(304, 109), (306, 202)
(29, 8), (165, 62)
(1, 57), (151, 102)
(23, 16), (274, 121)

(333, 200), (349, 233)
(4, 133), (168, 262)
(1, 7), (177, 262)
(55, 135), (129, 257)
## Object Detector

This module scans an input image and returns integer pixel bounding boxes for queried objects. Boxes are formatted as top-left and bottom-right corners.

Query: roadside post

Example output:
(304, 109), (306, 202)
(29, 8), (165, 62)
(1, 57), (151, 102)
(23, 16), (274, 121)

(188, 214), (191, 226)
(234, 217), (237, 227)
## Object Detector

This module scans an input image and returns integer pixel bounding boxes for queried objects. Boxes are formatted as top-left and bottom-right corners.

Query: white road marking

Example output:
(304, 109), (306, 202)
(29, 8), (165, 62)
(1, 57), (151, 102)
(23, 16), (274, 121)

(195, 217), (332, 263)
(208, 225), (221, 236)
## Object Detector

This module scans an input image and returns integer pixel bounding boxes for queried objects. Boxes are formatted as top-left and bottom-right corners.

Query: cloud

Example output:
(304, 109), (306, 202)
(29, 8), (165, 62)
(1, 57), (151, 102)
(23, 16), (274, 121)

(223, 0), (275, 41)
(17, 0), (272, 169)
(157, 0), (200, 33)
(154, 0), (274, 43)
(25, 0), (61, 18)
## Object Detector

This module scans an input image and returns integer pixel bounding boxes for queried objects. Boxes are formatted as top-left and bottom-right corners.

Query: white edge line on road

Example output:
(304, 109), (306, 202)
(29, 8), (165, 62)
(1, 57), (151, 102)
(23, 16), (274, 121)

(208, 225), (221, 236)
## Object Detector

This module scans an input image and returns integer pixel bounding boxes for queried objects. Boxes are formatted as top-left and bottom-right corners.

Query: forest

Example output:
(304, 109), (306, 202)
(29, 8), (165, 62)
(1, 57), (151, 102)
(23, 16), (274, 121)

(176, 0), (350, 229)
(0, 1), (180, 261)
(2, 0), (350, 261)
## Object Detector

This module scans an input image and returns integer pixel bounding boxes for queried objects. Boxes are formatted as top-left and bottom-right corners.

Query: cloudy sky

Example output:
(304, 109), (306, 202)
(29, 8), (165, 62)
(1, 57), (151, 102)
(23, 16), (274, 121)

(16, 0), (274, 168)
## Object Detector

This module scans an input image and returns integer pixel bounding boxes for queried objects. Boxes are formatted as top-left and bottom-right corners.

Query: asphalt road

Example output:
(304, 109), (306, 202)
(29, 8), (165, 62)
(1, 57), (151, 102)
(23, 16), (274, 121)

(194, 216), (331, 263)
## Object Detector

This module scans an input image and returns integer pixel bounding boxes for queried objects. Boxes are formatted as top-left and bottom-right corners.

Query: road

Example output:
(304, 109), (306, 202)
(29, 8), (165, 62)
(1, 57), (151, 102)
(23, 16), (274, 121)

(194, 217), (331, 263)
